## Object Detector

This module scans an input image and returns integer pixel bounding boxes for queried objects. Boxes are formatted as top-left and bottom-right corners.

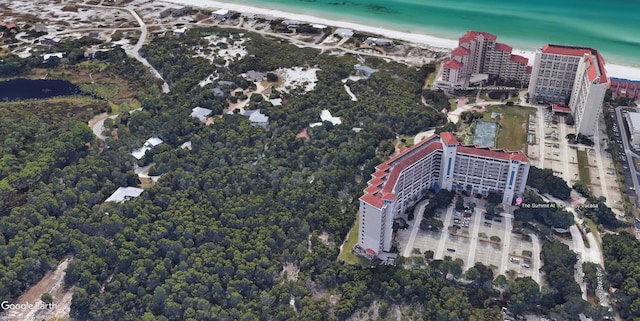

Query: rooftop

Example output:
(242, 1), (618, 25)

(104, 187), (144, 203)
(495, 43), (512, 52)
(296, 127), (310, 140)
(191, 107), (212, 122)
(510, 54), (528, 64)
(459, 31), (497, 43)
(541, 44), (607, 83)
(354, 64), (378, 75)
(360, 133), (530, 209)
(319, 110), (341, 125)
(451, 46), (470, 56)
(335, 28), (354, 37)
(132, 137), (163, 159)
(248, 109), (268, 123)
(552, 103), (572, 113)
(443, 59), (463, 70)
(627, 112), (640, 131)
(269, 98), (283, 106)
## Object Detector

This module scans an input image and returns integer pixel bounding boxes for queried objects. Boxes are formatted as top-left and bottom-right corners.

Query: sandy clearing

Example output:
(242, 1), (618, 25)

(0, 257), (75, 321)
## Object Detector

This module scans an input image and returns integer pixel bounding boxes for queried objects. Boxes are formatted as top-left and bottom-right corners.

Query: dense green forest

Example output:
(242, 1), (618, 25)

(0, 27), (510, 321)
(603, 232), (640, 320)
(0, 25), (627, 320)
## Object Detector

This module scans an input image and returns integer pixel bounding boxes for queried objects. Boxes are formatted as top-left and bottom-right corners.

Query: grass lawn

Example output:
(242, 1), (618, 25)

(449, 98), (457, 112)
(400, 135), (415, 147)
(584, 217), (601, 247)
(424, 64), (438, 89)
(464, 135), (473, 145)
(110, 98), (141, 114)
(338, 218), (369, 266)
(484, 105), (536, 151)
(79, 82), (120, 100)
(576, 150), (591, 184)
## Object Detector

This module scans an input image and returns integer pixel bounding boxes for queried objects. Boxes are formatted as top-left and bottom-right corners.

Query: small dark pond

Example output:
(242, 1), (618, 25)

(0, 78), (81, 101)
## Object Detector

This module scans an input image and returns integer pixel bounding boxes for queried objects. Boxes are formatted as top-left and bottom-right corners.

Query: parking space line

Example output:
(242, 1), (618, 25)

(435, 206), (454, 259)
(403, 200), (429, 257)
(466, 208), (482, 269)
(499, 214), (513, 275)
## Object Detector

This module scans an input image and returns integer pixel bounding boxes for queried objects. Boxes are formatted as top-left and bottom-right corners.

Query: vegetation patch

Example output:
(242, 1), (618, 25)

(109, 98), (140, 114)
(338, 218), (368, 266)
(484, 105), (535, 151)
(79, 82), (119, 100)
(576, 149), (591, 184)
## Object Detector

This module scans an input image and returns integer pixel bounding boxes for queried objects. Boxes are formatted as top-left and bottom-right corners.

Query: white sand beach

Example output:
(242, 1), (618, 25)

(164, 0), (640, 80)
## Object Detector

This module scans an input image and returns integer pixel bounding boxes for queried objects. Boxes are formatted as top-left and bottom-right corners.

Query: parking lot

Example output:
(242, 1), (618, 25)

(530, 106), (623, 210)
(397, 198), (541, 282)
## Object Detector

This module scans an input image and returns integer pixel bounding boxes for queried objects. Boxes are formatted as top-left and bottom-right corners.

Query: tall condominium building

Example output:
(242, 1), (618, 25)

(440, 31), (530, 88)
(358, 133), (530, 255)
(528, 44), (608, 136)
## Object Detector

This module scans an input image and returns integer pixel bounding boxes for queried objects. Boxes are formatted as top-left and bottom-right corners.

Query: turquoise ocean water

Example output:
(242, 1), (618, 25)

(224, 0), (640, 68)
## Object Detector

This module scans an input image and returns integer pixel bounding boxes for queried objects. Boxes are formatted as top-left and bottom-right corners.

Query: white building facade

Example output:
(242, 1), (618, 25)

(528, 45), (608, 136)
(439, 31), (530, 88)
(358, 133), (530, 255)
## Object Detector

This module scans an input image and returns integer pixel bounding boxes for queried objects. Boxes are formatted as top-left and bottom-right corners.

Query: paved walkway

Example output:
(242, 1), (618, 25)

(465, 208), (483, 269)
(435, 205), (455, 259)
(402, 200), (430, 257)
(498, 214), (513, 275)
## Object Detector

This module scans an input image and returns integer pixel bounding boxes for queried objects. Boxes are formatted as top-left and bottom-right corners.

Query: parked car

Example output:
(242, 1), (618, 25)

(447, 248), (456, 252)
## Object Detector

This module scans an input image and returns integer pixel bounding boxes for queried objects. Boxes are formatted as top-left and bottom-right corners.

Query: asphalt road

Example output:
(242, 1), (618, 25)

(613, 107), (640, 202)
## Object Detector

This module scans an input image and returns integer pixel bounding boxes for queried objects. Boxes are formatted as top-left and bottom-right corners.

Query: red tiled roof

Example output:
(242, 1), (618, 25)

(360, 135), (441, 208)
(451, 46), (470, 56)
(360, 132), (529, 208)
(587, 57), (598, 82)
(443, 59), (463, 70)
(552, 103), (572, 113)
(527, 66), (533, 73)
(360, 193), (383, 208)
(542, 44), (607, 84)
(295, 128), (310, 140)
(541, 44), (591, 57)
(459, 31), (497, 43)
(495, 43), (512, 52)
(440, 132), (458, 145)
(510, 54), (528, 64)
(381, 141), (443, 196)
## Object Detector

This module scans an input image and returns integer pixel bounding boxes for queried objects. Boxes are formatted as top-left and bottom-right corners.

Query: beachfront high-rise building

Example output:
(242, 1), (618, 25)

(358, 133), (530, 255)
(439, 31), (531, 89)
(528, 44), (608, 136)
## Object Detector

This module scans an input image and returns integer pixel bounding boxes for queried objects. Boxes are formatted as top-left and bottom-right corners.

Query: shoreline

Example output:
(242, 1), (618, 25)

(163, 0), (640, 80)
